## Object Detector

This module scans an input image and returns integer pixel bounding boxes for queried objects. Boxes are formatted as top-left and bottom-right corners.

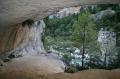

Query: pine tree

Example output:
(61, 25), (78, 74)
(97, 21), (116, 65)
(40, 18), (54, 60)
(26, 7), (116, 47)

(71, 11), (99, 69)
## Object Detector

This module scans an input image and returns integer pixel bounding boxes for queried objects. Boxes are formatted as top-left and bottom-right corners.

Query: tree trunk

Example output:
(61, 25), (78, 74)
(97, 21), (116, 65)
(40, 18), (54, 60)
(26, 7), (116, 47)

(82, 24), (85, 69)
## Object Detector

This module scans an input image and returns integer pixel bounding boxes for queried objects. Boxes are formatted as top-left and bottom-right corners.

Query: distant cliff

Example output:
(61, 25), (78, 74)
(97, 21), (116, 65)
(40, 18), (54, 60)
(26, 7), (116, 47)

(49, 6), (80, 19)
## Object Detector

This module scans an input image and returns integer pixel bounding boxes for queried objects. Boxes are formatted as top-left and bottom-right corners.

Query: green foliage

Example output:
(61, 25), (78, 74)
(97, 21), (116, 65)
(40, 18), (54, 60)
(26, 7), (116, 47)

(65, 66), (78, 73)
(71, 11), (99, 53)
(62, 53), (72, 65)
(43, 36), (55, 50)
(94, 4), (120, 46)
(87, 55), (104, 69)
(44, 14), (78, 38)
(43, 11), (100, 55)
(43, 14), (78, 51)
(107, 48), (120, 69)
(43, 4), (120, 70)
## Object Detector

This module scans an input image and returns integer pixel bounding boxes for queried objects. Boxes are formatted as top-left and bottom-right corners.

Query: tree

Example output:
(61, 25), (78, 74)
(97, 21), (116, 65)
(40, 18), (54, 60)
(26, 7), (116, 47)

(71, 11), (99, 69)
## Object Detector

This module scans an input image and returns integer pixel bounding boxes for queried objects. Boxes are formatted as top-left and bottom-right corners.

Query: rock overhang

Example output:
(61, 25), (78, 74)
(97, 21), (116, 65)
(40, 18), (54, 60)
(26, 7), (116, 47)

(0, 0), (120, 28)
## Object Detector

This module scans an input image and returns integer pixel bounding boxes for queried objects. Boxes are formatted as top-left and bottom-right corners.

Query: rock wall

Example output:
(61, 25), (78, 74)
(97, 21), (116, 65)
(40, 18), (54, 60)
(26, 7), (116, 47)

(49, 6), (81, 19)
(98, 28), (116, 65)
(0, 20), (46, 59)
(1, 0), (119, 27)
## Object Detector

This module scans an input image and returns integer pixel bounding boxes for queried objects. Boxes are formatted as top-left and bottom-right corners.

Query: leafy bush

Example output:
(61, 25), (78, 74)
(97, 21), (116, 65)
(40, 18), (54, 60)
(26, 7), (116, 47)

(62, 53), (72, 66)
(65, 66), (78, 73)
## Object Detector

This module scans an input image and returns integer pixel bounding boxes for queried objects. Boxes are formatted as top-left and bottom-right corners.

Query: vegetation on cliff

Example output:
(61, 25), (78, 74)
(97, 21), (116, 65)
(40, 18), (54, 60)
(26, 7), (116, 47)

(43, 4), (120, 71)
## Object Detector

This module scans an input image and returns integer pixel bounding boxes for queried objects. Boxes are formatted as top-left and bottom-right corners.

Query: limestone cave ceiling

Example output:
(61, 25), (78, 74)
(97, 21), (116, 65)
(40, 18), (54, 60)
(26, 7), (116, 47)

(0, 0), (119, 26)
(0, 0), (119, 36)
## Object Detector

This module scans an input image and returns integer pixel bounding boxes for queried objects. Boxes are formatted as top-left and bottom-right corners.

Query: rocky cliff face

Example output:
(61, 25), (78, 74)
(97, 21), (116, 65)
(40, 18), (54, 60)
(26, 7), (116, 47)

(0, 19), (66, 74)
(49, 6), (81, 19)
(0, 20), (46, 60)
(98, 28), (117, 65)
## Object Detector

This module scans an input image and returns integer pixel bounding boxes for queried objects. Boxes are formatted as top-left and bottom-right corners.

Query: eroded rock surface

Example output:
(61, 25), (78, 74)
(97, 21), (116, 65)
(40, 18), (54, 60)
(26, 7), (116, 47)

(0, 20), (46, 60)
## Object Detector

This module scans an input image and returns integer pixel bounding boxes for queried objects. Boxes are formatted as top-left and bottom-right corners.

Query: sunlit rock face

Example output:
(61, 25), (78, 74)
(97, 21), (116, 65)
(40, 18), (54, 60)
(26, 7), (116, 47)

(49, 6), (81, 19)
(0, 20), (46, 59)
(0, 20), (66, 75)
